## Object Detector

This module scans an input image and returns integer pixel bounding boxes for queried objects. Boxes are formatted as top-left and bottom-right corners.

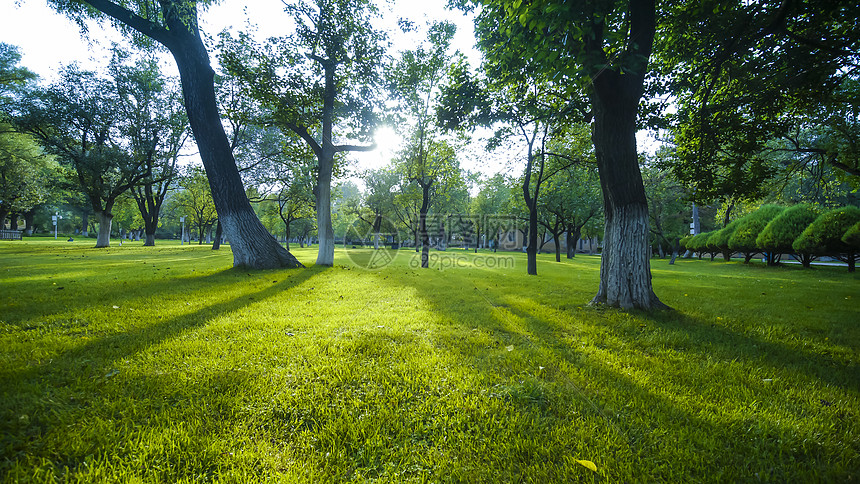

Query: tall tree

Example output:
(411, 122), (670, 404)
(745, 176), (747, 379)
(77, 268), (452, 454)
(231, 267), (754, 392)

(457, 0), (665, 308)
(173, 166), (218, 245)
(663, 1), (860, 201)
(46, 0), (302, 268)
(13, 66), (148, 247)
(220, 0), (384, 266)
(0, 124), (56, 228)
(111, 52), (189, 246)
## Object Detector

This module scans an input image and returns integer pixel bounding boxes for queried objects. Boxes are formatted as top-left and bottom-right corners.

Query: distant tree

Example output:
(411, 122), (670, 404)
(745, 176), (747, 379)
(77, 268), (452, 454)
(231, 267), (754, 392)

(707, 217), (745, 262)
(219, 0), (384, 266)
(111, 52), (190, 246)
(0, 124), (57, 229)
(174, 166), (218, 245)
(13, 66), (148, 247)
(47, 0), (301, 268)
(354, 167), (398, 250)
(470, 173), (512, 252)
(793, 206), (860, 272)
(728, 205), (785, 264)
(642, 160), (689, 259)
(756, 204), (819, 267)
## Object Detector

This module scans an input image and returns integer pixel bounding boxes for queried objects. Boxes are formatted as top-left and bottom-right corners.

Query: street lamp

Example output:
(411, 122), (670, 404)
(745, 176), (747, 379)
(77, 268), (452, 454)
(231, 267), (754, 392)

(180, 216), (186, 245)
(52, 212), (63, 240)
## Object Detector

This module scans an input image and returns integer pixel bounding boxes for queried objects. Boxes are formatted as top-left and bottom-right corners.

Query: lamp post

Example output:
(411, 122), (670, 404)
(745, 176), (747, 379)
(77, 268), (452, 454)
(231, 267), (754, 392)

(180, 216), (186, 245)
(52, 212), (63, 240)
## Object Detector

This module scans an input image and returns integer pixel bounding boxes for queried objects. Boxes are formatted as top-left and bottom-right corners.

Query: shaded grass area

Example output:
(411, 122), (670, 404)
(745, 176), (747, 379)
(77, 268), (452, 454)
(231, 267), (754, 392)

(1, 239), (858, 482)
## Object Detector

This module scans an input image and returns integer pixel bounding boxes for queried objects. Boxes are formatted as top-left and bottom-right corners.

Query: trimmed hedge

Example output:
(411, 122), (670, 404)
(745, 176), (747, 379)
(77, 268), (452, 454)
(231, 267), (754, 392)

(757, 204), (819, 267)
(793, 206), (860, 272)
(707, 218), (744, 261)
(729, 205), (785, 263)
(842, 221), (860, 249)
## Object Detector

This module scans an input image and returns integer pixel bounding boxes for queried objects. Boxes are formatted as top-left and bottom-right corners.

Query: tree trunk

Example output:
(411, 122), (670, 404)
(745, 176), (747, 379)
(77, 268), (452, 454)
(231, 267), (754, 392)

(566, 227), (578, 259)
(526, 205), (538, 275)
(24, 209), (35, 235)
(212, 220), (222, 250)
(95, 211), (112, 248)
(315, 165), (335, 265)
(849, 252), (856, 273)
(143, 216), (157, 246)
(589, 73), (666, 310)
(9, 213), (18, 231)
(163, 17), (301, 269)
(283, 220), (290, 251)
(419, 186), (431, 268)
(81, 211), (89, 237)
(553, 232), (561, 262)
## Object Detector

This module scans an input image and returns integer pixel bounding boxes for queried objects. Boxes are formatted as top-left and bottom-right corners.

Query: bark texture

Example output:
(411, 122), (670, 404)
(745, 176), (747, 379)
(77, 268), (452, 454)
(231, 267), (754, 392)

(95, 211), (112, 248)
(588, 63), (667, 310)
(81, 0), (302, 269)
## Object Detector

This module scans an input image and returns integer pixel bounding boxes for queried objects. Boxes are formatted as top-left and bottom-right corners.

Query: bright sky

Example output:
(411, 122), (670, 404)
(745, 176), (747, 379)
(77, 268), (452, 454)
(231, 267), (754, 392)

(0, 1), (656, 189)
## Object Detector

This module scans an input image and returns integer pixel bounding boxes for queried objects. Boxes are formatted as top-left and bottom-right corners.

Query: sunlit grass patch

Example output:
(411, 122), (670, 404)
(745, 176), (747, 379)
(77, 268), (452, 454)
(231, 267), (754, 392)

(1, 240), (858, 482)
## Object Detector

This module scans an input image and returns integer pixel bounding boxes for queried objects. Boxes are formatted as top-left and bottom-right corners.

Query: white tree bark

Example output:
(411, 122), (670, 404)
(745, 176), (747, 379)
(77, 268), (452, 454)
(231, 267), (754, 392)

(316, 181), (334, 266)
(95, 212), (112, 248)
(590, 204), (666, 310)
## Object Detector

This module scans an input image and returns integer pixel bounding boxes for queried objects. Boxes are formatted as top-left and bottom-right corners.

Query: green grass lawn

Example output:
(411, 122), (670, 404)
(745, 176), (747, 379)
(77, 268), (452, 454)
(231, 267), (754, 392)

(1, 238), (858, 483)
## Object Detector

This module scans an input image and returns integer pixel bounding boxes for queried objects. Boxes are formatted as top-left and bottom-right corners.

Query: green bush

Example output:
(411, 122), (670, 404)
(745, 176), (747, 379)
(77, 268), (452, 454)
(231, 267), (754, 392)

(757, 204), (818, 267)
(793, 206), (860, 272)
(684, 231), (712, 258)
(842, 221), (860, 249)
(729, 205), (785, 263)
(707, 218), (744, 261)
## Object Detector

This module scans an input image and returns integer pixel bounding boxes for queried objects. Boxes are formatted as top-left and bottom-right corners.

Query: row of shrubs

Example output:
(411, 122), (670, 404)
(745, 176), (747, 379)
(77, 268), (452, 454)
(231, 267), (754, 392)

(680, 204), (860, 272)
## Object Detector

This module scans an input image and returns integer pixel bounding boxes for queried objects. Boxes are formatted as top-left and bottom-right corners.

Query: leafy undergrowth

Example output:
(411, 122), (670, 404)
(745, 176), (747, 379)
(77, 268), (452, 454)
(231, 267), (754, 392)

(1, 239), (858, 482)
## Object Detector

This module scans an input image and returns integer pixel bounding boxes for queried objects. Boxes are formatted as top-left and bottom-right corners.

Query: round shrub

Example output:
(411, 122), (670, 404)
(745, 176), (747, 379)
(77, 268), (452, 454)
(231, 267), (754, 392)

(793, 206), (860, 272)
(729, 205), (785, 263)
(757, 203), (818, 266)
(842, 221), (860, 249)
(707, 218), (744, 261)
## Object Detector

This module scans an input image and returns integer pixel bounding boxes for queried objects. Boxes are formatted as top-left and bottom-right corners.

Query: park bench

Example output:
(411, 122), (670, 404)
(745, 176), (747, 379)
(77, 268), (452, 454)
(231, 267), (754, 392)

(0, 229), (23, 240)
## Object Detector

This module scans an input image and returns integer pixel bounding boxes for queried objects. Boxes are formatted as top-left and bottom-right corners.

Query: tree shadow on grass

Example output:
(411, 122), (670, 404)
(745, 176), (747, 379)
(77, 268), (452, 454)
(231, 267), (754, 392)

(382, 270), (859, 481)
(0, 265), (329, 474)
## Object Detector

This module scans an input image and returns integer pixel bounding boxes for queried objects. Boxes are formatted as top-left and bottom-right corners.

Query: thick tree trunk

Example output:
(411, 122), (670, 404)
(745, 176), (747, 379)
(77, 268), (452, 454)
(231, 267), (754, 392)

(143, 215), (157, 246)
(553, 232), (561, 262)
(212, 220), (223, 250)
(526, 205), (538, 275)
(0, 208), (8, 229)
(589, 73), (666, 310)
(315, 167), (335, 265)
(418, 194), (430, 269)
(9, 213), (18, 231)
(24, 209), (35, 235)
(95, 211), (112, 248)
(81, 211), (89, 237)
(165, 24), (301, 269)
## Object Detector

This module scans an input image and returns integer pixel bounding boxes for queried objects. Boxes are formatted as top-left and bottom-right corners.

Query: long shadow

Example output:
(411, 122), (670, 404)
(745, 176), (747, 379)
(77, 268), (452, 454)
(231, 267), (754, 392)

(0, 252), (321, 328)
(0, 263), (329, 479)
(376, 267), (858, 480)
(0, 265), (325, 387)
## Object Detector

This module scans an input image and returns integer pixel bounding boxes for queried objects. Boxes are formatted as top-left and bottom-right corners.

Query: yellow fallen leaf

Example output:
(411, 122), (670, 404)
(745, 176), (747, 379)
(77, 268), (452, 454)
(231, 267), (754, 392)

(575, 459), (597, 472)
